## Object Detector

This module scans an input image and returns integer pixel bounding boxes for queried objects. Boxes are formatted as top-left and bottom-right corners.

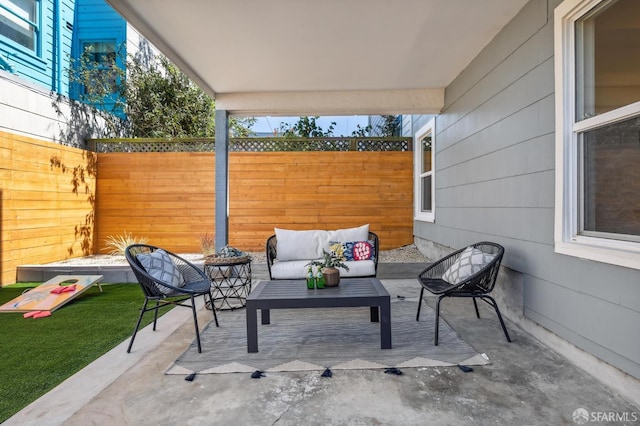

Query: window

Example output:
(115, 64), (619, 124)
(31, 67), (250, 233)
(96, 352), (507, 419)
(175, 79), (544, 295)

(0, 0), (38, 52)
(79, 41), (118, 96)
(414, 118), (435, 222)
(555, 0), (640, 269)
(72, 40), (125, 117)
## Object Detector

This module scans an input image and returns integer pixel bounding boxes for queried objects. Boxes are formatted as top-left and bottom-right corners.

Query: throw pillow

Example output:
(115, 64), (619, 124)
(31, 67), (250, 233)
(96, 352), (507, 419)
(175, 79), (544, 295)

(137, 249), (185, 295)
(344, 240), (374, 261)
(441, 246), (495, 284)
(329, 242), (347, 260)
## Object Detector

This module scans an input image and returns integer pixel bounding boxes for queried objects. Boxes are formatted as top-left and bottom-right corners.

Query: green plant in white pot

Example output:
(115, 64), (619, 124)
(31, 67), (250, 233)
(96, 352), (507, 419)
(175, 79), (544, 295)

(307, 249), (350, 287)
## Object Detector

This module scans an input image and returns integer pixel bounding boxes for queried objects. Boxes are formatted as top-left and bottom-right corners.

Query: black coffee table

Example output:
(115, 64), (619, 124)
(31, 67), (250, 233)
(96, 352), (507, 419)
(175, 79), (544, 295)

(246, 278), (391, 353)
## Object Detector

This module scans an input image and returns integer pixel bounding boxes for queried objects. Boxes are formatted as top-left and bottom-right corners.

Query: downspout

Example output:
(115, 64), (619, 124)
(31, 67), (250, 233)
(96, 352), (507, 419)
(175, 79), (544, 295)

(52, 0), (60, 91)
(56, 0), (63, 94)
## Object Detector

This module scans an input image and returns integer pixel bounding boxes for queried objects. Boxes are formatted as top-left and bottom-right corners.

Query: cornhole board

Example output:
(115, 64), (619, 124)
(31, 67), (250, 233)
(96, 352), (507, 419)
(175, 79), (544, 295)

(0, 275), (103, 313)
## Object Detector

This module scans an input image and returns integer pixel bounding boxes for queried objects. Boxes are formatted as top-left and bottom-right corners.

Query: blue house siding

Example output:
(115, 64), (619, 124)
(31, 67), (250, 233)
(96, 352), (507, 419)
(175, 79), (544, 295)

(70, 0), (126, 109)
(56, 0), (76, 93)
(73, 0), (125, 48)
(0, 0), (75, 93)
(414, 0), (640, 380)
(0, 0), (133, 148)
(0, 0), (125, 97)
(1, 0), (52, 87)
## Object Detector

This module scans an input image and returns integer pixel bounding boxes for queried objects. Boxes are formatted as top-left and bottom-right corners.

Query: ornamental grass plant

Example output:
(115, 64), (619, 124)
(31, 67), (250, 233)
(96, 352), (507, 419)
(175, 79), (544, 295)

(104, 231), (148, 256)
(0, 283), (172, 422)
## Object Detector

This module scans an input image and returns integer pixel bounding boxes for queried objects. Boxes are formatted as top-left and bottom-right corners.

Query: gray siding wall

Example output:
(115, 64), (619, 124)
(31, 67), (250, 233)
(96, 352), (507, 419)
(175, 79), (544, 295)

(414, 0), (640, 379)
(401, 115), (412, 137)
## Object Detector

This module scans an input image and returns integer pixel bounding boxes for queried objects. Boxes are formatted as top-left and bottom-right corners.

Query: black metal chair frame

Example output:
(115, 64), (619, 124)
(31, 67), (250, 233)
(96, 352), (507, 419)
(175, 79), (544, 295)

(125, 244), (219, 353)
(416, 242), (511, 346)
(266, 231), (380, 279)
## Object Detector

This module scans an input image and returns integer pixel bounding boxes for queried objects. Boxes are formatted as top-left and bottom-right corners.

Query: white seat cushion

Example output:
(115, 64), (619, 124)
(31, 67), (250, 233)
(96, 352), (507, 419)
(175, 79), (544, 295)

(270, 259), (375, 279)
(270, 260), (316, 279)
(339, 260), (375, 277)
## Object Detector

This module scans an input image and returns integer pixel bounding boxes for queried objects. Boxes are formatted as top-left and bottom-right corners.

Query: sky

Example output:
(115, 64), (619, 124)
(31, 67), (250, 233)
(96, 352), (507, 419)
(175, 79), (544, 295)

(251, 116), (370, 136)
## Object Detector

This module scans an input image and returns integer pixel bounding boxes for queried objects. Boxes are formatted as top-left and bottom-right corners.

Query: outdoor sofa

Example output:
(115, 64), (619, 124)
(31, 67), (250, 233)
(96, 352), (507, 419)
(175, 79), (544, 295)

(266, 224), (379, 279)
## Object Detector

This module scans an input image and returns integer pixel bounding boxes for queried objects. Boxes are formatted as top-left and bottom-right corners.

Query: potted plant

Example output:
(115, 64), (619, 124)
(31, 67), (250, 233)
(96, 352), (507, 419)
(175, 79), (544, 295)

(307, 249), (350, 287)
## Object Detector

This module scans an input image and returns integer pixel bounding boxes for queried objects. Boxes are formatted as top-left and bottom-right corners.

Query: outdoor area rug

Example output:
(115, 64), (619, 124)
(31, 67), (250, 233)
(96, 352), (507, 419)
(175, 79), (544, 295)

(166, 298), (489, 375)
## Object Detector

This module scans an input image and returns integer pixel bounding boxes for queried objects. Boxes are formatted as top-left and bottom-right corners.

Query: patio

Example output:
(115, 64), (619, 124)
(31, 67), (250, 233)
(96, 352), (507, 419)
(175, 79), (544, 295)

(5, 266), (637, 425)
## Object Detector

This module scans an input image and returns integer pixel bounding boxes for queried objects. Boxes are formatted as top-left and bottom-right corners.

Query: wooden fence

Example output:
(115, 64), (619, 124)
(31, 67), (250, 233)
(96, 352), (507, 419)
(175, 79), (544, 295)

(95, 152), (215, 253)
(95, 151), (414, 253)
(1, 135), (414, 285)
(0, 131), (97, 285)
(227, 151), (413, 251)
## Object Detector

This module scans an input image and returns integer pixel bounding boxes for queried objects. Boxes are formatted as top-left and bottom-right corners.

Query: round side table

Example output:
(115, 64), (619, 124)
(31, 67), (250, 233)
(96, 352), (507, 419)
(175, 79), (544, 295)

(204, 257), (252, 311)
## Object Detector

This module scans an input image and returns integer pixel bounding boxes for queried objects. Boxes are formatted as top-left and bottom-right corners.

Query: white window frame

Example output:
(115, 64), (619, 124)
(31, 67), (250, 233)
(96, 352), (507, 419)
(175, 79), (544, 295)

(414, 118), (435, 222)
(554, 0), (640, 270)
(0, 0), (39, 53)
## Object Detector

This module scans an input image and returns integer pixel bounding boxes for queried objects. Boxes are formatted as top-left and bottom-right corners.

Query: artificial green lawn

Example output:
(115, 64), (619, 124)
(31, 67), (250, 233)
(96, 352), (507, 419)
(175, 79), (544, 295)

(0, 283), (172, 423)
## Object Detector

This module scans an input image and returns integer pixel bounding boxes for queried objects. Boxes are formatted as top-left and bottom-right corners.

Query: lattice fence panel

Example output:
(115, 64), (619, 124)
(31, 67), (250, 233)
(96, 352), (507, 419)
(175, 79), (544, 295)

(90, 139), (215, 153)
(357, 138), (411, 151)
(89, 137), (412, 152)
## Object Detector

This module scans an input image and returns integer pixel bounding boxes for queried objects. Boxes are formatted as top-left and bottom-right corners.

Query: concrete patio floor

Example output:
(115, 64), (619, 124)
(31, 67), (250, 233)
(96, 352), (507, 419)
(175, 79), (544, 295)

(5, 266), (639, 425)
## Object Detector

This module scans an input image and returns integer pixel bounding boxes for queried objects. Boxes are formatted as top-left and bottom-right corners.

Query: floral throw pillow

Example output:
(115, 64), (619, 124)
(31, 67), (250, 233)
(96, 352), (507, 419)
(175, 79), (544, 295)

(329, 242), (347, 260)
(329, 240), (375, 261)
(441, 246), (495, 284)
(346, 241), (374, 261)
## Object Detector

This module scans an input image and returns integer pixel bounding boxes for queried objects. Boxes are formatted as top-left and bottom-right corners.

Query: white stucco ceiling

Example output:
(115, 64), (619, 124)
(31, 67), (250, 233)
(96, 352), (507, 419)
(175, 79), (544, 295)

(107, 0), (529, 115)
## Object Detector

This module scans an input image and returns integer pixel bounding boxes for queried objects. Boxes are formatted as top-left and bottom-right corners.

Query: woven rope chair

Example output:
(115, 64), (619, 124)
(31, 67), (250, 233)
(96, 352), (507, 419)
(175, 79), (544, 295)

(416, 242), (511, 345)
(125, 244), (219, 353)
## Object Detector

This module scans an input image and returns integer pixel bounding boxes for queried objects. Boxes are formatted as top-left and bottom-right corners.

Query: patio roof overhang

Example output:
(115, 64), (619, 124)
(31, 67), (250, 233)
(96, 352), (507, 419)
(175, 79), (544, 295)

(106, 0), (529, 116)
(104, 0), (530, 249)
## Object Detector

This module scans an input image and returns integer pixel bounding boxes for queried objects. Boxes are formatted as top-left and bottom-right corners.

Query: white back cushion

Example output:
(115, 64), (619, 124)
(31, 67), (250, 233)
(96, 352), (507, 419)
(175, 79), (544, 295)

(275, 228), (329, 261)
(326, 224), (369, 251)
(275, 225), (370, 261)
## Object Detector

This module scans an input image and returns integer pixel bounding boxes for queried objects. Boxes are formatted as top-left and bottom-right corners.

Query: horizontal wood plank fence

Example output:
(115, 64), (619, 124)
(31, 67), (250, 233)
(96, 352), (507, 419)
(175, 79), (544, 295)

(96, 151), (414, 254)
(227, 151), (414, 251)
(0, 131), (97, 285)
(95, 152), (215, 254)
(1, 136), (413, 285)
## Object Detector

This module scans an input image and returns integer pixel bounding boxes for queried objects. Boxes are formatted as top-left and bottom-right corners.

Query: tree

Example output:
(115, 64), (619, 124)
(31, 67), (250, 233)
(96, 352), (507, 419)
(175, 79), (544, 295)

(351, 123), (372, 137)
(67, 43), (128, 137)
(67, 45), (254, 139)
(375, 115), (401, 137)
(125, 55), (215, 138)
(278, 116), (336, 137)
